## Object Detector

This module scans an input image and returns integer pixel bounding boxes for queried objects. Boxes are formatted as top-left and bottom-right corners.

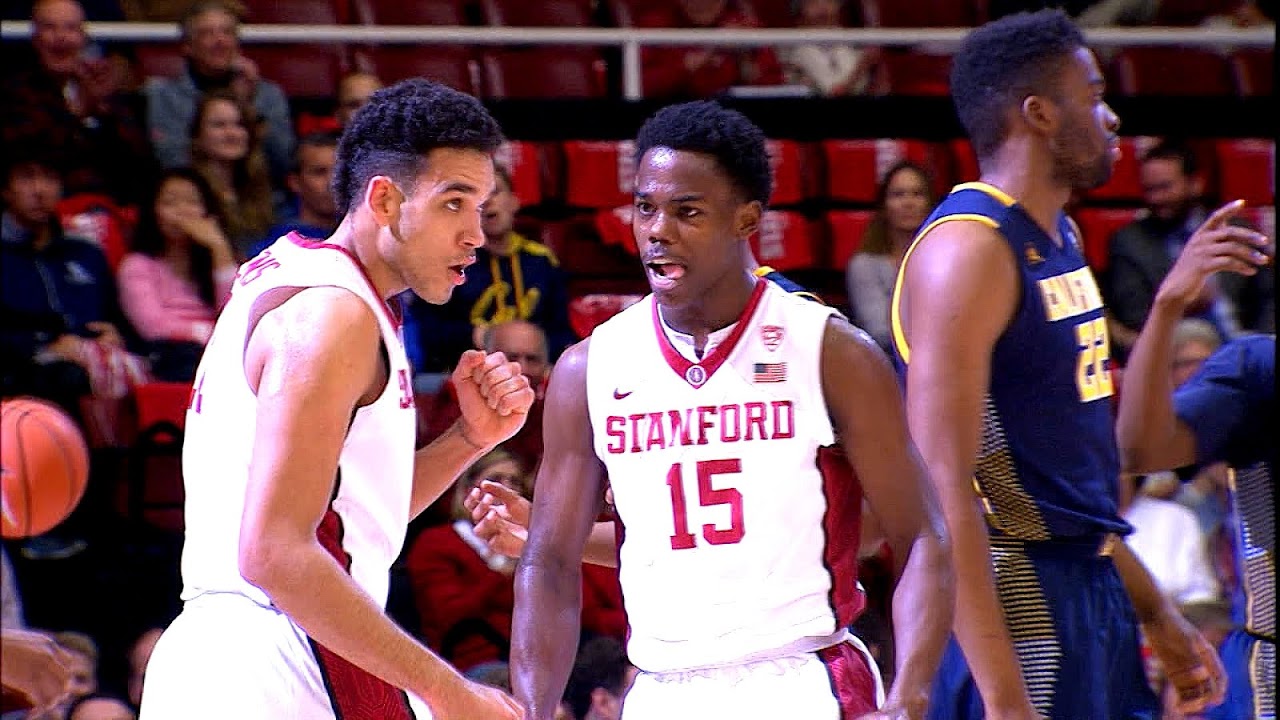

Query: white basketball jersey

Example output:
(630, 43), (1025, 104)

(586, 280), (864, 673)
(179, 233), (417, 611)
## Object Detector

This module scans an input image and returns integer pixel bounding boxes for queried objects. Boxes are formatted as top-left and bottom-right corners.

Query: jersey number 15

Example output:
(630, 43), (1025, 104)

(666, 459), (745, 550)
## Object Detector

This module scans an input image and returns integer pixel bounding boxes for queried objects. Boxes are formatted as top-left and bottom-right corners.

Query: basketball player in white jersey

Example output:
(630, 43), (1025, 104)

(139, 80), (529, 720)
(511, 101), (953, 720)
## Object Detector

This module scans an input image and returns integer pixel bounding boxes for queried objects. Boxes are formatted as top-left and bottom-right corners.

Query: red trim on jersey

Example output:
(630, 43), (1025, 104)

(613, 507), (632, 649)
(818, 642), (879, 717)
(312, 504), (416, 720)
(818, 445), (866, 628)
(286, 232), (403, 327)
(650, 279), (767, 389)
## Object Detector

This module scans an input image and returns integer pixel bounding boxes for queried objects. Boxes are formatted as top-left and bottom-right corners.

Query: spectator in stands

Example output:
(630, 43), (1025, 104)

(405, 449), (529, 673)
(1202, 0), (1276, 27)
(336, 71), (383, 128)
(0, 152), (136, 421)
(781, 0), (879, 97)
(250, 131), (341, 256)
(0, 0), (154, 205)
(845, 161), (934, 353)
(143, 0), (294, 184)
(407, 167), (573, 372)
(116, 168), (237, 381)
(636, 0), (782, 97)
(989, 0), (1157, 26)
(1123, 469), (1221, 605)
(1105, 140), (1274, 352)
(189, 91), (276, 254)
(562, 637), (636, 720)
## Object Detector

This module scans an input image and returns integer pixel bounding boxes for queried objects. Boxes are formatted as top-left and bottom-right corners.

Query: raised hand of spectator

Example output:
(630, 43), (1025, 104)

(40, 334), (90, 366)
(175, 212), (233, 253)
(230, 55), (261, 104)
(0, 629), (77, 716)
(75, 57), (121, 117)
(86, 322), (123, 349)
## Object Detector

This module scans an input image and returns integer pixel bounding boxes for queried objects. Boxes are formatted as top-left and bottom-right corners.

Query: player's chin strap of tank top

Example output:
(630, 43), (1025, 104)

(645, 628), (886, 704)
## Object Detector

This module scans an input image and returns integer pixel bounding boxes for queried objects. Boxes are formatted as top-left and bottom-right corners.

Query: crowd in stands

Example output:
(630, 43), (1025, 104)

(0, 0), (1273, 718)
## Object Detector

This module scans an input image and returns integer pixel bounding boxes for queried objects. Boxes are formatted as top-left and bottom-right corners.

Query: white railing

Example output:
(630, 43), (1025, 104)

(2, 22), (1272, 100)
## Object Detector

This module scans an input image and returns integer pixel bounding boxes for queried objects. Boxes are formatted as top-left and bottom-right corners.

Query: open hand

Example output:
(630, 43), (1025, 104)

(1156, 199), (1272, 311)
(1142, 612), (1227, 713)
(466, 479), (532, 559)
(430, 677), (524, 720)
(0, 629), (77, 716)
(453, 350), (536, 450)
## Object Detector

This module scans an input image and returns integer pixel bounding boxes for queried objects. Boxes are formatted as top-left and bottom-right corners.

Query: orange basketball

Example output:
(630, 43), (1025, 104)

(1, 398), (90, 539)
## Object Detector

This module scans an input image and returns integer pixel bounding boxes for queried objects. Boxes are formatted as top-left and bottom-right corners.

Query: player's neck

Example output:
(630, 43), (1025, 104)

(659, 269), (757, 355)
(980, 156), (1071, 246)
(327, 218), (406, 300)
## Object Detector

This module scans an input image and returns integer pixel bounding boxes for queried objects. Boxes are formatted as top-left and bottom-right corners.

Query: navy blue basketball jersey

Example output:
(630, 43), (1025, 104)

(755, 266), (825, 304)
(890, 182), (1129, 540)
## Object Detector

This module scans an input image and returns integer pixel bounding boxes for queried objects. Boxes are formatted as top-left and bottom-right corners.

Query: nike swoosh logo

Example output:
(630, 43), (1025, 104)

(613, 389), (632, 400)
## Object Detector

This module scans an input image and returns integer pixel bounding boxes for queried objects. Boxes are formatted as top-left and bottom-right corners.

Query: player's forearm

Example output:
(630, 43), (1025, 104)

(1110, 540), (1176, 625)
(1115, 295), (1186, 474)
(883, 531), (952, 713)
(511, 558), (583, 720)
(242, 541), (465, 706)
(944, 498), (1033, 712)
(583, 522), (619, 568)
(410, 421), (488, 518)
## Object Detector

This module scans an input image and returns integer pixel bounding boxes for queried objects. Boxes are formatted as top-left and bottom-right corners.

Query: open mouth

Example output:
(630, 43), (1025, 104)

(645, 259), (687, 289)
(448, 257), (475, 285)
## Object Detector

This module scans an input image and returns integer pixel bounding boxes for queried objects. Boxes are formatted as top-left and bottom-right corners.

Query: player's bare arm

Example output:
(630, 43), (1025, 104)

(237, 286), (517, 719)
(1116, 199), (1273, 474)
(410, 350), (535, 518)
(821, 317), (952, 718)
(510, 338), (609, 720)
(467, 480), (620, 568)
(899, 220), (1039, 719)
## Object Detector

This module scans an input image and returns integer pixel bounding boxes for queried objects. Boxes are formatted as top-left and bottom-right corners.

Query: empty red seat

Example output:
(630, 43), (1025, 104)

(242, 0), (345, 23)
(1216, 139), (1274, 206)
(1074, 208), (1142, 272)
(1086, 136), (1158, 203)
(353, 0), (469, 24)
(767, 139), (808, 206)
(1110, 48), (1234, 96)
(58, 193), (135, 271)
(1232, 49), (1274, 97)
(860, 0), (982, 26)
(881, 51), (952, 96)
(562, 140), (635, 209)
(479, 0), (595, 26)
(243, 44), (348, 98)
(750, 211), (817, 271)
(1242, 205), (1275, 239)
(364, 46), (479, 93)
(483, 49), (608, 98)
(605, 0), (677, 26)
(593, 205), (636, 253)
(136, 43), (185, 80)
(135, 382), (195, 436)
(822, 139), (938, 203)
(950, 139), (980, 185)
(569, 294), (645, 339)
(494, 141), (544, 207)
(739, 0), (797, 27)
(827, 210), (875, 269)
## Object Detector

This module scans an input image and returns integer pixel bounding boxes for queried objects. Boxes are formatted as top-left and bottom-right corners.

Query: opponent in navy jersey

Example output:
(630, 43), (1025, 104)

(1116, 200), (1273, 720)
(892, 10), (1221, 720)
(510, 101), (951, 720)
(139, 80), (529, 720)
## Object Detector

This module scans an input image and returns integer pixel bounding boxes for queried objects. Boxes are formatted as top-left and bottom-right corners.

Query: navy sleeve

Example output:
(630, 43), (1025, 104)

(1173, 335), (1275, 465)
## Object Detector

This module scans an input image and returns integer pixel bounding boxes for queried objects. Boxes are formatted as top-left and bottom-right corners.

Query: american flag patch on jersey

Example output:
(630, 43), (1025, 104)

(753, 362), (787, 383)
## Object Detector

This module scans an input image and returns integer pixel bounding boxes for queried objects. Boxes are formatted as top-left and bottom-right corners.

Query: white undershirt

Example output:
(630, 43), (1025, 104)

(656, 305), (738, 362)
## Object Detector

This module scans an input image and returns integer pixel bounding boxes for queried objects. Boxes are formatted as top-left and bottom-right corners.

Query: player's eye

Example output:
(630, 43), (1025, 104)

(446, 198), (463, 211)
(679, 207), (701, 219)
(634, 200), (655, 215)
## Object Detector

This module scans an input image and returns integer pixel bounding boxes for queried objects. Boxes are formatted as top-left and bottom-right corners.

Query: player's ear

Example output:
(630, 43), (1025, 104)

(735, 200), (763, 239)
(365, 175), (403, 228)
(1021, 94), (1058, 135)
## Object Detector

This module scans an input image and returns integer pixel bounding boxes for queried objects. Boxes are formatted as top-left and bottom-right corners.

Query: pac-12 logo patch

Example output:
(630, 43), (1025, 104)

(761, 325), (784, 352)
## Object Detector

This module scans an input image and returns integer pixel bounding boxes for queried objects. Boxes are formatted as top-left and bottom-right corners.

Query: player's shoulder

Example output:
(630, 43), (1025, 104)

(259, 286), (380, 344)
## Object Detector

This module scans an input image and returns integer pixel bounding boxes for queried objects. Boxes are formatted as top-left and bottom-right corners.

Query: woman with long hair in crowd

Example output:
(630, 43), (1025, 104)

(188, 90), (274, 255)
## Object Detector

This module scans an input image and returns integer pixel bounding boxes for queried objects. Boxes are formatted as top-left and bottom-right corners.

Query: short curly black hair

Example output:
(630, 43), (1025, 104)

(564, 637), (630, 719)
(634, 100), (773, 206)
(332, 78), (504, 212)
(951, 9), (1086, 160)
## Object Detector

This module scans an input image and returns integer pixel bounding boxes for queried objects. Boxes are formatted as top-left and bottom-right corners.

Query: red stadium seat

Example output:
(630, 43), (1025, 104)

(950, 139), (980, 185)
(243, 44), (348, 98)
(859, 0), (983, 26)
(363, 46), (480, 93)
(767, 139), (808, 206)
(352, 0), (469, 24)
(58, 193), (135, 271)
(1216, 139), (1275, 206)
(750, 211), (818, 271)
(1086, 136), (1158, 203)
(494, 141), (545, 207)
(593, 205), (636, 253)
(821, 139), (940, 203)
(1152, 0), (1236, 25)
(135, 43), (185, 80)
(242, 0), (345, 23)
(479, 0), (595, 26)
(562, 140), (635, 209)
(569, 294), (645, 339)
(1242, 205), (1275, 239)
(1073, 208), (1142, 272)
(880, 51), (952, 96)
(1231, 49), (1274, 97)
(1110, 48), (1234, 96)
(827, 210), (875, 270)
(604, 0), (677, 26)
(482, 49), (608, 98)
(738, 0), (797, 27)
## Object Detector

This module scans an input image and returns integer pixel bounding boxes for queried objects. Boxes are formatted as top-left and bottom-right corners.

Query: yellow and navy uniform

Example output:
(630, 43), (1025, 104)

(893, 182), (1158, 720)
